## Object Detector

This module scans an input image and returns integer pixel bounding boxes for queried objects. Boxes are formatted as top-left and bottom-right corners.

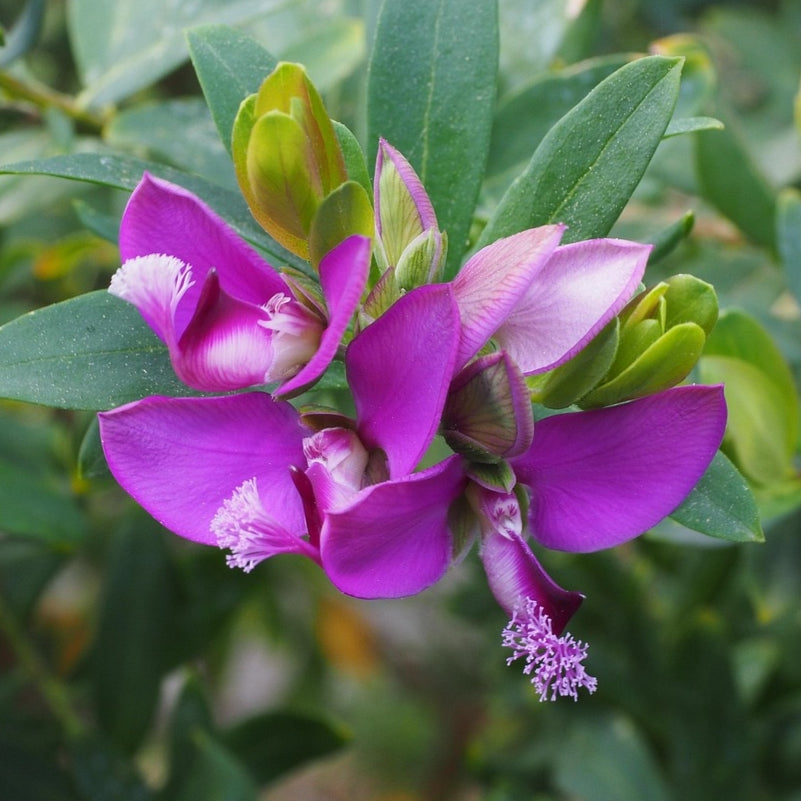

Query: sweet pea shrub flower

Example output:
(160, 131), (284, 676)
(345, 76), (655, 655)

(98, 283), (466, 597)
(109, 173), (370, 395)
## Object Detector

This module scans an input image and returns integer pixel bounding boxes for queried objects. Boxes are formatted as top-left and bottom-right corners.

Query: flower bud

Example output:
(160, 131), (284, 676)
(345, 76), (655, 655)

(578, 274), (718, 407)
(442, 351), (534, 463)
(232, 62), (349, 260)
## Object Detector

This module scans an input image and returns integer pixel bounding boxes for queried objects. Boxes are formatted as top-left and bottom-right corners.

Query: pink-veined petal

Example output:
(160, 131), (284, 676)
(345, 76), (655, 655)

(98, 393), (307, 545)
(495, 238), (650, 375)
(277, 234), (371, 396)
(119, 173), (287, 338)
(451, 225), (564, 369)
(480, 527), (584, 635)
(511, 385), (727, 552)
(374, 139), (438, 242)
(320, 456), (466, 599)
(347, 284), (460, 478)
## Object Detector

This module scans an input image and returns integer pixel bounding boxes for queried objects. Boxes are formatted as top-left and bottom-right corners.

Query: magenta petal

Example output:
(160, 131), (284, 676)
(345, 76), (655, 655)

(512, 385), (728, 552)
(480, 529), (583, 634)
(119, 173), (287, 335)
(320, 456), (466, 598)
(347, 284), (460, 477)
(98, 393), (307, 545)
(451, 225), (564, 369)
(495, 238), (650, 374)
(277, 234), (371, 396)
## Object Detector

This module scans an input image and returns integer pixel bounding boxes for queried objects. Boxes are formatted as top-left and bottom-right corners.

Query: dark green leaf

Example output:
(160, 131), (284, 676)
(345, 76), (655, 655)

(67, 0), (268, 108)
(695, 122), (777, 250)
(368, 0), (498, 278)
(0, 0), (45, 68)
(0, 728), (79, 801)
(173, 734), (258, 801)
(777, 187), (801, 305)
(71, 199), (120, 243)
(91, 514), (176, 753)
(0, 153), (303, 268)
(160, 675), (216, 801)
(105, 98), (236, 190)
(225, 710), (348, 786)
(70, 735), (153, 801)
(554, 714), (670, 801)
(0, 292), (193, 410)
(663, 116), (724, 138)
(480, 55), (683, 247)
(670, 451), (763, 543)
(187, 25), (278, 156)
(0, 539), (64, 621)
(486, 54), (629, 180)
(0, 458), (86, 546)
(648, 210), (694, 263)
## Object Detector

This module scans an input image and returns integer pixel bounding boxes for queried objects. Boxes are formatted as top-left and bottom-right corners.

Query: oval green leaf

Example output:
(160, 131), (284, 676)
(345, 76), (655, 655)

(367, 0), (498, 278)
(480, 55), (683, 247)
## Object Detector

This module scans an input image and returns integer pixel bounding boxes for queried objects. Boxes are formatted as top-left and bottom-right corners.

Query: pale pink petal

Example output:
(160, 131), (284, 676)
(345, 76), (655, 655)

(495, 238), (650, 374)
(452, 226), (564, 369)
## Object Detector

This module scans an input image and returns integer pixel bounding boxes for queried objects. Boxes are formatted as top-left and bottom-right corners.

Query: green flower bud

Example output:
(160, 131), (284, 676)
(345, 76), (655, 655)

(579, 274), (718, 408)
(232, 62), (349, 260)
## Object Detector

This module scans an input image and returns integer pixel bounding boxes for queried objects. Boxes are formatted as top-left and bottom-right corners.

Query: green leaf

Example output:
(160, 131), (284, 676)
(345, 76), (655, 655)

(282, 17), (366, 93)
(0, 291), (193, 410)
(225, 710), (347, 786)
(0, 152), (303, 268)
(160, 675), (216, 801)
(70, 735), (153, 801)
(486, 54), (629, 181)
(0, 458), (86, 546)
(368, 0), (498, 278)
(480, 55), (683, 247)
(700, 309), (799, 485)
(105, 98), (236, 190)
(91, 514), (176, 754)
(333, 121), (371, 198)
(66, 0), (271, 108)
(173, 735), (258, 801)
(663, 116), (724, 137)
(670, 451), (763, 543)
(0, 729), (79, 801)
(554, 715), (671, 801)
(187, 25), (278, 156)
(695, 122), (777, 249)
(0, 0), (45, 68)
(648, 211), (695, 263)
(777, 187), (801, 305)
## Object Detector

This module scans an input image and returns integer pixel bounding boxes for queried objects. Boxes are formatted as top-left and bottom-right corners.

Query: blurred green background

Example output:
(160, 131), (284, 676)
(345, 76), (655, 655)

(1, 0), (801, 799)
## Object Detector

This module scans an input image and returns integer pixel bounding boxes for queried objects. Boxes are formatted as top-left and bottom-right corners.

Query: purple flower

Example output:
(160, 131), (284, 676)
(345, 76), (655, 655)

(98, 283), (466, 597)
(109, 173), (370, 395)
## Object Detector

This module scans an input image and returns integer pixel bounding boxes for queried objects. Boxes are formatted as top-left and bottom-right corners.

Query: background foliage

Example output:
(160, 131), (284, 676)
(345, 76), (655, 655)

(1, 0), (800, 799)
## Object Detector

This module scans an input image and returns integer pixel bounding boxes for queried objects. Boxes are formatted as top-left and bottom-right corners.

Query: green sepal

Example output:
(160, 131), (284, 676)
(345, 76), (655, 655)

(308, 180), (374, 271)
(581, 322), (706, 408)
(528, 318), (619, 409)
(395, 228), (447, 290)
(466, 459), (517, 494)
(254, 62), (346, 196)
(662, 274), (718, 334)
(245, 110), (319, 259)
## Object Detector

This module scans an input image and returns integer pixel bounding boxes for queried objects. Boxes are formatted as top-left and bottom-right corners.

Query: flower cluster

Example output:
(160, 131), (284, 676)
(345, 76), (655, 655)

(99, 64), (727, 700)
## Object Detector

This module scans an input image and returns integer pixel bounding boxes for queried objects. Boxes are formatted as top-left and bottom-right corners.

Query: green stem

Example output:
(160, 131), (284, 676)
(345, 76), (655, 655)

(0, 591), (87, 740)
(0, 70), (107, 132)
